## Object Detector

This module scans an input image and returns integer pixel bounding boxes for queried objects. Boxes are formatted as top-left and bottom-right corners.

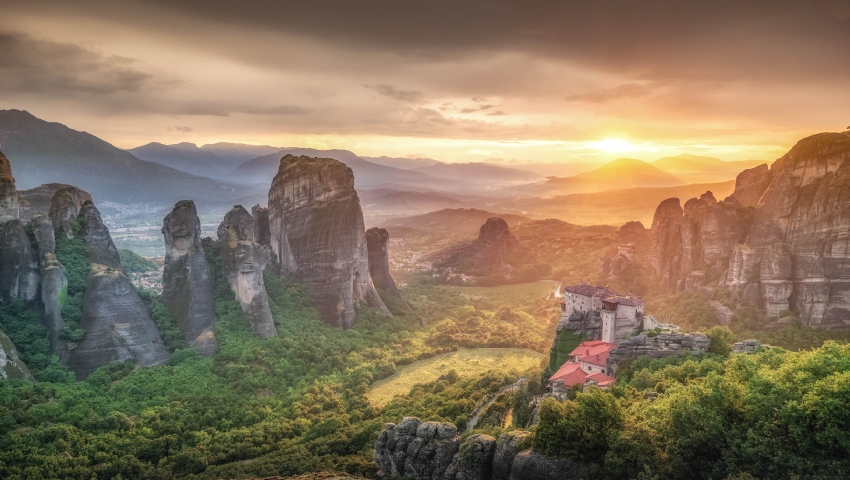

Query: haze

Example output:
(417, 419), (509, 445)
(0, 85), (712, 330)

(3, 0), (850, 167)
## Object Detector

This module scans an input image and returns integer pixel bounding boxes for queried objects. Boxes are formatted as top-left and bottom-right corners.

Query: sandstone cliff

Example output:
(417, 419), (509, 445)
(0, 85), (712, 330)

(218, 205), (277, 338)
(252, 205), (271, 246)
(268, 155), (389, 328)
(650, 131), (850, 328)
(18, 183), (90, 223)
(365, 227), (407, 307)
(66, 201), (169, 379)
(31, 214), (68, 359)
(0, 329), (34, 381)
(162, 200), (218, 355)
(0, 151), (19, 223)
(374, 417), (585, 480)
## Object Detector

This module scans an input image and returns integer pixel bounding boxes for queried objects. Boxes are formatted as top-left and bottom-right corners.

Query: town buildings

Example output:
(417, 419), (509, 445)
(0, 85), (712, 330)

(549, 340), (617, 388)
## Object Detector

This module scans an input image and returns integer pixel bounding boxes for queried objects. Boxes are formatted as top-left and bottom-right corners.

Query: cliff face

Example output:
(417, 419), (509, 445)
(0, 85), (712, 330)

(649, 131), (850, 328)
(365, 227), (407, 306)
(66, 202), (169, 379)
(0, 151), (19, 223)
(251, 205), (271, 246)
(0, 329), (34, 381)
(268, 155), (389, 328)
(162, 200), (218, 355)
(218, 205), (277, 339)
(48, 186), (92, 239)
(0, 220), (40, 304)
(31, 214), (68, 359)
(722, 132), (850, 327)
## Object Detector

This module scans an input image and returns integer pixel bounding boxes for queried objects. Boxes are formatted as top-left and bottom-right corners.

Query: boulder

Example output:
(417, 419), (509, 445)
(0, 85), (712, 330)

(268, 155), (389, 328)
(444, 434), (497, 480)
(66, 201), (170, 379)
(607, 332), (710, 373)
(492, 431), (532, 480)
(218, 205), (277, 339)
(162, 200), (218, 355)
(0, 329), (34, 381)
(508, 450), (586, 480)
(375, 417), (460, 480)
(365, 227), (408, 307)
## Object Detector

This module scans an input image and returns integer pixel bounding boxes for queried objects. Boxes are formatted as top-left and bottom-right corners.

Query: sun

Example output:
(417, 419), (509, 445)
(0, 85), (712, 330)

(594, 138), (635, 153)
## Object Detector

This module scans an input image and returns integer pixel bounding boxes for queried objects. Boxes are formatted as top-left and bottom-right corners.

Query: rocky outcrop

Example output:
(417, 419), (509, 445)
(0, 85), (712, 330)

(268, 155), (389, 328)
(365, 227), (407, 307)
(732, 339), (763, 353)
(0, 220), (40, 304)
(66, 201), (169, 379)
(374, 418), (583, 480)
(618, 220), (646, 244)
(162, 200), (218, 355)
(0, 329), (34, 381)
(729, 163), (771, 207)
(424, 217), (522, 274)
(48, 186), (92, 239)
(607, 332), (710, 374)
(0, 151), (19, 223)
(650, 192), (752, 292)
(252, 205), (271, 246)
(31, 214), (68, 359)
(218, 205), (277, 339)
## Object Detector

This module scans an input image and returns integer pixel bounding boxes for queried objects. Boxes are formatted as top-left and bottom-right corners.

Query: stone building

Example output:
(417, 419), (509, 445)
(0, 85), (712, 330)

(560, 283), (644, 344)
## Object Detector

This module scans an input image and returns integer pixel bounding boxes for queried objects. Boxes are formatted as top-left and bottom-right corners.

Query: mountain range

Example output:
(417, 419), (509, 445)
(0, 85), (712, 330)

(0, 110), (260, 204)
(128, 142), (280, 178)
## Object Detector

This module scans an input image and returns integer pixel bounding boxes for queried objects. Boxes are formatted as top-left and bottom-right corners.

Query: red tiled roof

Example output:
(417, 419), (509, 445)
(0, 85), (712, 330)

(581, 351), (611, 368)
(564, 284), (620, 298)
(549, 362), (586, 388)
(568, 340), (616, 359)
(586, 372), (616, 386)
(602, 295), (644, 307)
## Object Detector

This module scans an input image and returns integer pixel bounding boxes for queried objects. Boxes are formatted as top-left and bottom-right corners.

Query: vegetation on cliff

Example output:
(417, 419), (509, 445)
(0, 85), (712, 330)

(118, 249), (158, 273)
(53, 219), (89, 343)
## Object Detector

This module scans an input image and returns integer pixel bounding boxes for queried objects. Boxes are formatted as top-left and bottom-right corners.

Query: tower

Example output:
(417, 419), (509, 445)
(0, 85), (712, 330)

(601, 299), (617, 344)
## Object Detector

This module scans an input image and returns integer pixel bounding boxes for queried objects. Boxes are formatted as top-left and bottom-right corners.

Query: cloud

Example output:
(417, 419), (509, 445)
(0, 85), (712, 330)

(0, 30), (165, 95)
(172, 103), (308, 117)
(173, 125), (193, 132)
(363, 84), (424, 103)
(459, 104), (497, 113)
(486, 110), (508, 116)
(565, 83), (656, 104)
(471, 97), (488, 102)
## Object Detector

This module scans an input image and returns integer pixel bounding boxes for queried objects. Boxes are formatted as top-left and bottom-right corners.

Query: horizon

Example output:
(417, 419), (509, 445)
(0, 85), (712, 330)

(4, 1), (850, 166)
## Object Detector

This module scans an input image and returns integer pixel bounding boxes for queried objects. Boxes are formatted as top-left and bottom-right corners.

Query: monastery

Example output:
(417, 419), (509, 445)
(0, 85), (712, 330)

(560, 283), (645, 344)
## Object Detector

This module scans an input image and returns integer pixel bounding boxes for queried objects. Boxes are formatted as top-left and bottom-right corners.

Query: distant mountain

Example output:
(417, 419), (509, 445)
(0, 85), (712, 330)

(128, 142), (242, 178)
(508, 158), (684, 196)
(412, 162), (541, 185)
(227, 148), (471, 191)
(651, 154), (766, 183)
(359, 189), (466, 211)
(384, 208), (530, 235)
(0, 110), (257, 204)
(361, 156), (440, 169)
(199, 142), (281, 163)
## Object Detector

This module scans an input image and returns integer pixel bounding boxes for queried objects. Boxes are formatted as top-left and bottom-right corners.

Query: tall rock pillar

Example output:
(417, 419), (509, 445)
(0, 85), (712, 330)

(268, 155), (389, 328)
(365, 227), (408, 308)
(162, 200), (218, 355)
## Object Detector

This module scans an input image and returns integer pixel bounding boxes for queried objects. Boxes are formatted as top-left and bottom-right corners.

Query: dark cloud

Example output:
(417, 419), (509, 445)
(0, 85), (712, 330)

(566, 83), (656, 104)
(363, 84), (424, 103)
(0, 30), (162, 95)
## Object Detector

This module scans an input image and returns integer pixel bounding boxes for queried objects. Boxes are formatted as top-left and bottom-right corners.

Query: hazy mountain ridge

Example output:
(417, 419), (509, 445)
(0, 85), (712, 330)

(0, 110), (260, 204)
(412, 161), (541, 185)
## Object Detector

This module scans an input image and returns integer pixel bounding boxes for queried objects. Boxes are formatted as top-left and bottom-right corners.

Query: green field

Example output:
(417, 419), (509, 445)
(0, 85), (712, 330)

(367, 348), (546, 406)
(436, 280), (560, 297)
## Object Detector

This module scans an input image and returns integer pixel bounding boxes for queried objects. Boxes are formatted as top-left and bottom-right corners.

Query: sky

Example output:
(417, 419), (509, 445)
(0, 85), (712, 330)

(2, 0), (850, 168)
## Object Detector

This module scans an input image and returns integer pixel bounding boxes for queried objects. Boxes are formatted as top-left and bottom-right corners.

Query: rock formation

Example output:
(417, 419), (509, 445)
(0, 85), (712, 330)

(31, 214), (69, 359)
(374, 417), (585, 480)
(0, 151), (19, 223)
(0, 220), (40, 304)
(251, 205), (271, 246)
(607, 332), (711, 374)
(650, 130), (850, 328)
(48, 186), (92, 238)
(218, 205), (277, 339)
(365, 227), (407, 307)
(268, 155), (389, 328)
(66, 201), (169, 379)
(162, 200), (218, 355)
(0, 329), (34, 381)
(424, 217), (522, 274)
(618, 220), (646, 244)
(729, 163), (771, 207)
(18, 183), (90, 223)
